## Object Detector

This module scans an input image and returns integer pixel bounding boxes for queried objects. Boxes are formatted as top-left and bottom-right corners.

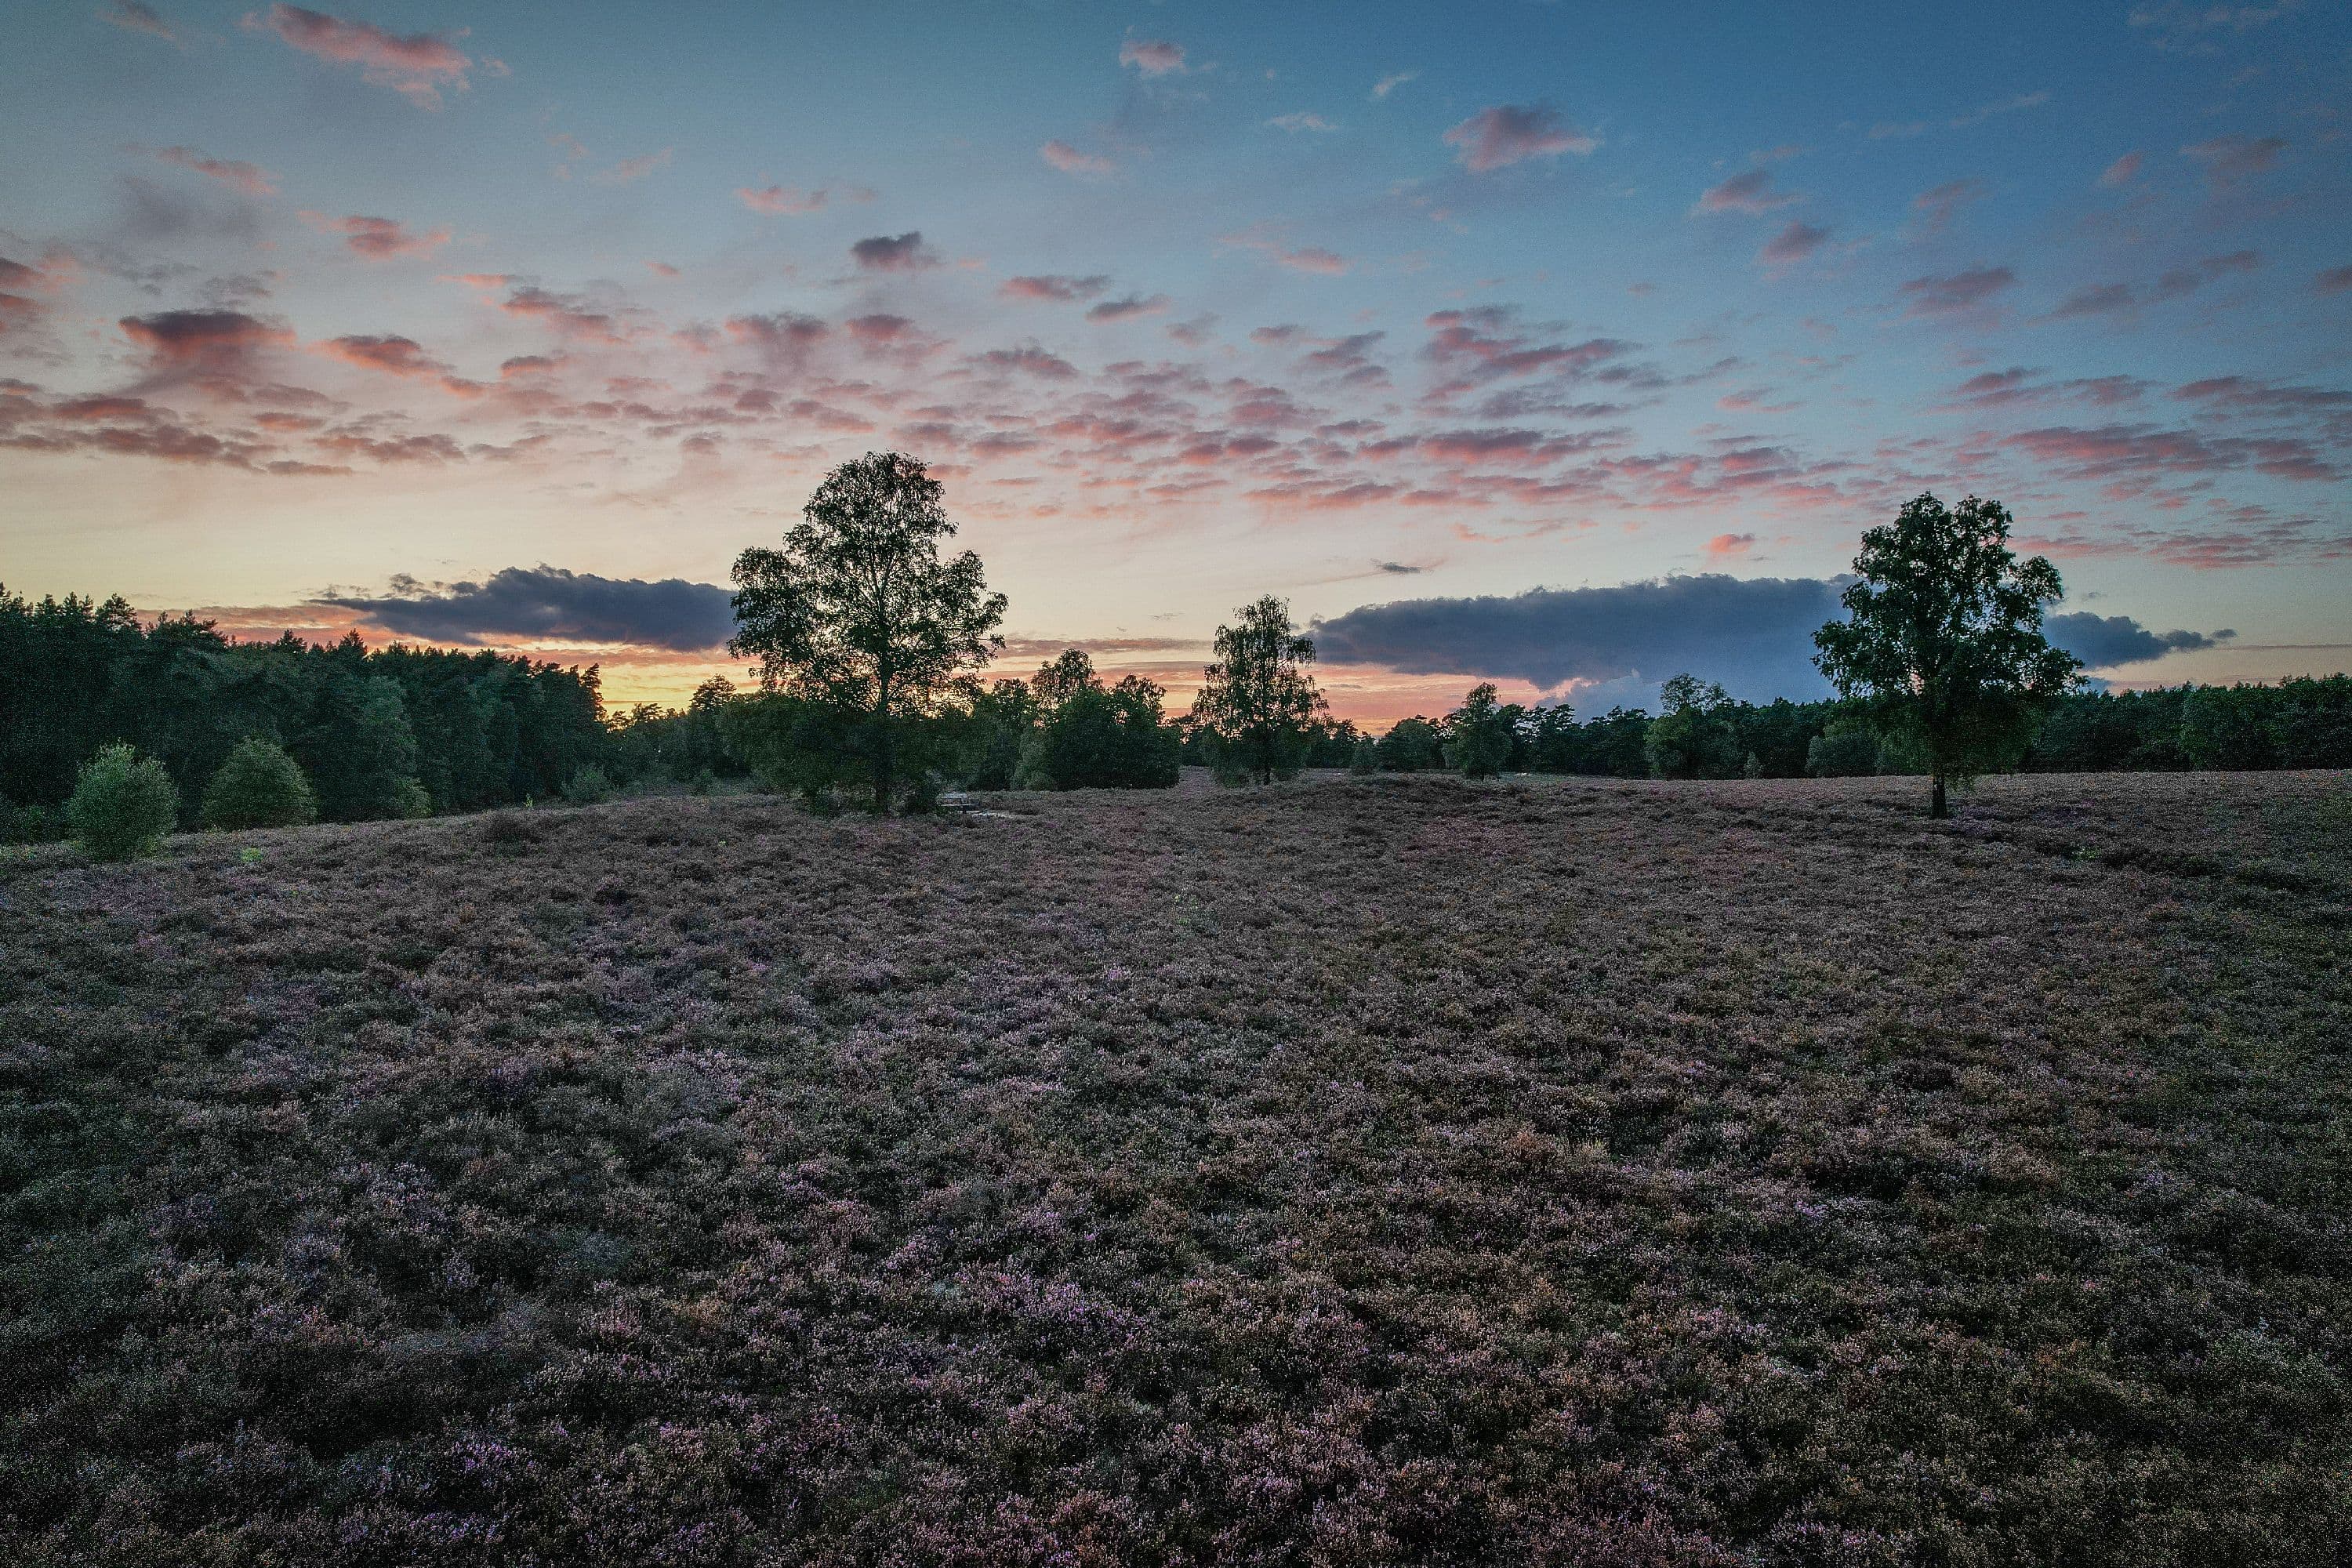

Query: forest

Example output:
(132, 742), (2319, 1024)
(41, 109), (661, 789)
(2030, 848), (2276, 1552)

(5, 580), (2350, 846)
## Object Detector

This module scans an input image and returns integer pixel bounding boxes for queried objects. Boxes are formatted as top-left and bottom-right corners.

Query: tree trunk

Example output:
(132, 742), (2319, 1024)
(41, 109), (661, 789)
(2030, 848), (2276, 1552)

(1929, 773), (1947, 819)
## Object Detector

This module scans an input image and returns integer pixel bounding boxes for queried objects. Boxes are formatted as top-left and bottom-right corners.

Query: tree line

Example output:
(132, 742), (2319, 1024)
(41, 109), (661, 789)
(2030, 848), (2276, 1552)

(8, 461), (2348, 854)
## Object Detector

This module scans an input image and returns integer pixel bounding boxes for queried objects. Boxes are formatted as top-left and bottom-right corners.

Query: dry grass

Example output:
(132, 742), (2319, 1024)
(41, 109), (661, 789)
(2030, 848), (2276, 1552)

(3, 772), (2347, 1565)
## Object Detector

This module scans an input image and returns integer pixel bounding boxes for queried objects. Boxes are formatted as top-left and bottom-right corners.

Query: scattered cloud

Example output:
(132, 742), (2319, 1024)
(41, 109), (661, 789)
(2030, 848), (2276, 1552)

(301, 212), (451, 260)
(849, 231), (939, 272)
(1703, 532), (1758, 557)
(1219, 229), (1349, 275)
(1870, 89), (2049, 140)
(1694, 168), (1798, 215)
(2181, 133), (2287, 183)
(1759, 221), (1829, 268)
(143, 145), (279, 198)
(593, 147), (673, 185)
(2318, 264), (2352, 296)
(1040, 140), (1116, 179)
(1001, 274), (1110, 303)
(2131, 1), (2303, 53)
(1120, 38), (1186, 76)
(101, 1), (178, 42)
(1266, 112), (1338, 133)
(1087, 293), (1170, 322)
(1900, 265), (2016, 317)
(1912, 177), (1988, 231)
(737, 183), (863, 215)
(1372, 71), (1417, 100)
(318, 565), (734, 651)
(1443, 104), (1597, 173)
(244, 4), (474, 108)
(2100, 151), (2143, 187)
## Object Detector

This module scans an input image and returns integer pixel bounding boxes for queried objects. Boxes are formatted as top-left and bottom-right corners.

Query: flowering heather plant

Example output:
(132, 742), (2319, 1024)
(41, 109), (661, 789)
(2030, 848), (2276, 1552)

(0, 771), (2345, 1563)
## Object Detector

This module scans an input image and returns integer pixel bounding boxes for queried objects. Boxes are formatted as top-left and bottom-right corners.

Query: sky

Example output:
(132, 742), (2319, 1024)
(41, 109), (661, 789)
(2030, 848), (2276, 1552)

(2, 0), (2348, 720)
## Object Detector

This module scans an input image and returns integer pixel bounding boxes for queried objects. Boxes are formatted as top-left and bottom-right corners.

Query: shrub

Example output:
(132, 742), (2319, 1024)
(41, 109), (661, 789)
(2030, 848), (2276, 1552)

(901, 770), (946, 815)
(66, 743), (179, 861)
(562, 765), (615, 805)
(201, 738), (318, 830)
(1348, 738), (1379, 775)
(1806, 726), (1878, 778)
(688, 768), (718, 797)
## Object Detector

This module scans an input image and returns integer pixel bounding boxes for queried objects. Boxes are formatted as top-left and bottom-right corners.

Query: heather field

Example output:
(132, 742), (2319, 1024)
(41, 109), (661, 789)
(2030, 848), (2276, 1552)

(3, 772), (2348, 1566)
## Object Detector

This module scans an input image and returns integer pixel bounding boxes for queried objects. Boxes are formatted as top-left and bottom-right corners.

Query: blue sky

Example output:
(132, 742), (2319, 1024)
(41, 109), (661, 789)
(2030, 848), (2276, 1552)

(2, 1), (2347, 715)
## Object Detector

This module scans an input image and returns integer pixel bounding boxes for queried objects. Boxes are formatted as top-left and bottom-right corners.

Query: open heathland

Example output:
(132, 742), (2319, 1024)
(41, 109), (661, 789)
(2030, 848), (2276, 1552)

(3, 771), (2348, 1565)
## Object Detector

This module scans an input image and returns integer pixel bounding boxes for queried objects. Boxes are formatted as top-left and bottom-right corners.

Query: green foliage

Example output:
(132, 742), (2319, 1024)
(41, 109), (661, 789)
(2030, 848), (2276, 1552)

(1190, 596), (1327, 785)
(562, 764), (615, 805)
(1806, 724), (1880, 778)
(1644, 673), (1740, 779)
(1813, 493), (2080, 816)
(728, 451), (1007, 809)
(1014, 650), (1182, 790)
(1447, 683), (1515, 779)
(199, 737), (318, 830)
(1348, 737), (1379, 775)
(66, 742), (178, 861)
(1376, 716), (1442, 772)
(722, 691), (862, 805)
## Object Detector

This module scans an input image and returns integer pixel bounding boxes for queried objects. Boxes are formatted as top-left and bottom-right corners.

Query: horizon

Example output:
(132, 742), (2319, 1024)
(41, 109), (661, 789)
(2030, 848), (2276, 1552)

(5, 2), (2350, 721)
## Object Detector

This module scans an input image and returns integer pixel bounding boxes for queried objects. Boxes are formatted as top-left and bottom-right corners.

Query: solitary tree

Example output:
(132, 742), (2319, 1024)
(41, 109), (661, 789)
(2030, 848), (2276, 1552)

(1447, 683), (1515, 779)
(1190, 595), (1327, 784)
(1813, 492), (2080, 818)
(730, 452), (1007, 809)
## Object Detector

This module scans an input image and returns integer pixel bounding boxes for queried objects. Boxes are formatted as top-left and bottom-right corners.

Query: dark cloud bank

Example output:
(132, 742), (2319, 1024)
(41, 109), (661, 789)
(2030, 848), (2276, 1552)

(316, 567), (2228, 700)
(1314, 575), (2229, 706)
(321, 566), (733, 652)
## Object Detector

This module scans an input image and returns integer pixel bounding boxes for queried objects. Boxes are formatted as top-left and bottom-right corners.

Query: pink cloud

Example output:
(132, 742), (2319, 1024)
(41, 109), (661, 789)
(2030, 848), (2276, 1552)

(1694, 168), (1798, 215)
(1040, 140), (1116, 179)
(147, 145), (279, 198)
(301, 212), (451, 260)
(1120, 38), (1185, 76)
(2099, 151), (2143, 187)
(1219, 230), (1349, 275)
(1000, 274), (1109, 303)
(500, 285), (626, 343)
(973, 346), (1079, 379)
(1443, 104), (1597, 173)
(593, 148), (673, 185)
(102, 1), (178, 41)
(2319, 264), (2352, 295)
(245, 5), (474, 108)
(1758, 221), (1829, 267)
(736, 184), (829, 215)
(1900, 266), (2016, 317)
(1912, 177), (1988, 230)
(1704, 532), (1757, 556)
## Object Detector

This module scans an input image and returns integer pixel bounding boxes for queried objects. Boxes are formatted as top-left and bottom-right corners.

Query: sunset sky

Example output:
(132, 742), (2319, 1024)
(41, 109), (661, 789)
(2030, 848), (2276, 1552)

(3, 1), (2348, 720)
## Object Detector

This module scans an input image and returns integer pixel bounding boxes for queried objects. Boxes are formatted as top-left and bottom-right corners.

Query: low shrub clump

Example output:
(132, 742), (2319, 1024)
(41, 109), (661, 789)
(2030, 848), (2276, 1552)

(63, 742), (177, 860)
(561, 764), (615, 805)
(199, 737), (318, 830)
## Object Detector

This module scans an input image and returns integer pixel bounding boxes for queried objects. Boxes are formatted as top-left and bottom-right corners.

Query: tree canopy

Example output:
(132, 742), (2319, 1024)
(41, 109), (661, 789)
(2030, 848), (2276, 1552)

(1190, 596), (1327, 785)
(1813, 493), (2080, 818)
(728, 452), (1006, 809)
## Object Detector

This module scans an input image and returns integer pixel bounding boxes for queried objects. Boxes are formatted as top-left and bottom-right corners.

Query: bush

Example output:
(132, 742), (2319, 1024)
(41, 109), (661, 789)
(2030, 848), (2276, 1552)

(5, 802), (68, 844)
(201, 738), (318, 830)
(1806, 727), (1878, 778)
(66, 743), (179, 862)
(688, 768), (718, 797)
(562, 765), (614, 805)
(1348, 738), (1379, 775)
